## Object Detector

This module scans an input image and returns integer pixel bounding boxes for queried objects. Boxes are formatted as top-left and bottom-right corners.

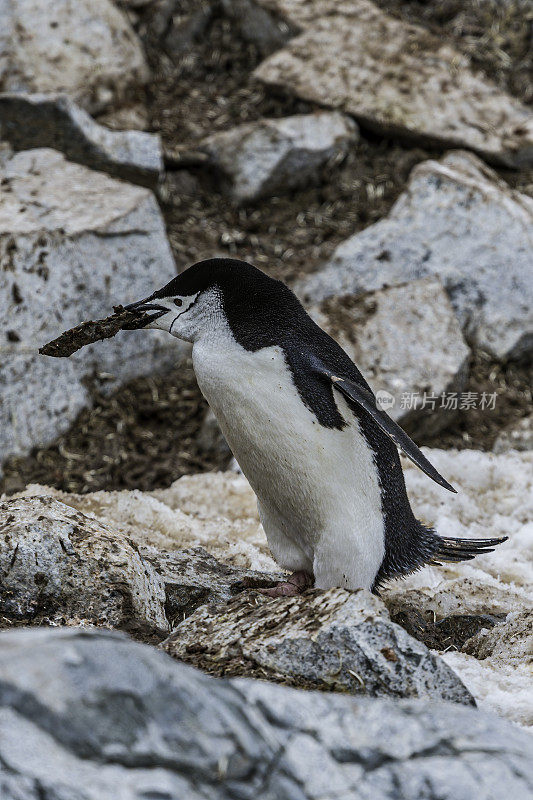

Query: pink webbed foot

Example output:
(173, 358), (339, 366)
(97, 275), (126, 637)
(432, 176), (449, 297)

(257, 570), (313, 597)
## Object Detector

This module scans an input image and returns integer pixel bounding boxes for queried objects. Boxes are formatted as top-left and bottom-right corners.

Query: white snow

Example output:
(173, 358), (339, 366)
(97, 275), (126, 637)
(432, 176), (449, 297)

(12, 447), (532, 729)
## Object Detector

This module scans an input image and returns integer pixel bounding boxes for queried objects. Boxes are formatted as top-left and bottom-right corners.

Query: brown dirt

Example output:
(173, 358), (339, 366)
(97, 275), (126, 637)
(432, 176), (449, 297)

(420, 353), (532, 451)
(0, 362), (230, 496)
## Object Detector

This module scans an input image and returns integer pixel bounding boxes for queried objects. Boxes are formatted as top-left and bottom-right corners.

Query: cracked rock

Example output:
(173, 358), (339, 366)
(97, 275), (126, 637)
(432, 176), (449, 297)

(0, 93), (163, 188)
(253, 0), (533, 166)
(1, 626), (532, 799)
(298, 151), (533, 360)
(0, 0), (149, 116)
(162, 588), (475, 705)
(200, 112), (358, 202)
(309, 277), (470, 437)
(0, 148), (184, 469)
(0, 496), (168, 632)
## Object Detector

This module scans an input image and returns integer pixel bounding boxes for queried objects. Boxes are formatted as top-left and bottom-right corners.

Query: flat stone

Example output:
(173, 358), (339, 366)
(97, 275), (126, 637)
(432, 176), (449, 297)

(200, 112), (358, 202)
(0, 0), (149, 115)
(0, 496), (168, 632)
(0, 148), (184, 468)
(493, 415), (532, 454)
(162, 588), (475, 705)
(253, 0), (533, 166)
(298, 151), (533, 360)
(308, 277), (470, 436)
(2, 627), (532, 800)
(0, 93), (163, 188)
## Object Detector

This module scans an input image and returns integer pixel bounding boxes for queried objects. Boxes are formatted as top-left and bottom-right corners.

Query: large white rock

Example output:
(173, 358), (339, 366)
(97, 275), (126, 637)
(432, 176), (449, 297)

(200, 112), (358, 202)
(298, 151), (533, 361)
(309, 277), (470, 436)
(0, 148), (184, 467)
(0, 93), (163, 188)
(253, 0), (533, 166)
(0, 0), (149, 115)
(0, 495), (168, 631)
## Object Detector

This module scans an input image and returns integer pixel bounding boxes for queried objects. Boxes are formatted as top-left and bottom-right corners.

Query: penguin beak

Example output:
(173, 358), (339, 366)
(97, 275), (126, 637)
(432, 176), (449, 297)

(124, 295), (169, 327)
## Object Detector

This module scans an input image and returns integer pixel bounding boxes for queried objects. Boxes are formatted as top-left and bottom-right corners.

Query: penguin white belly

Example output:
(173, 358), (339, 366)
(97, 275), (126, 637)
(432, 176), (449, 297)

(192, 329), (385, 590)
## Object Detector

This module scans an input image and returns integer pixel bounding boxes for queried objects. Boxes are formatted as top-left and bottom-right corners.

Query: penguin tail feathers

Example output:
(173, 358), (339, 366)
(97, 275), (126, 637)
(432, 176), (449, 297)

(430, 535), (508, 564)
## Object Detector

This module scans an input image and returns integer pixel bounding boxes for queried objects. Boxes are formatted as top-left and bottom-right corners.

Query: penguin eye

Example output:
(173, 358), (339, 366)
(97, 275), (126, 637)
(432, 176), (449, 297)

(173, 298), (183, 307)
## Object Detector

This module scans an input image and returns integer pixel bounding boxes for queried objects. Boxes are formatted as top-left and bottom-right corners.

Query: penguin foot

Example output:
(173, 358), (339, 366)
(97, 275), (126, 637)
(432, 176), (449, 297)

(257, 571), (313, 597)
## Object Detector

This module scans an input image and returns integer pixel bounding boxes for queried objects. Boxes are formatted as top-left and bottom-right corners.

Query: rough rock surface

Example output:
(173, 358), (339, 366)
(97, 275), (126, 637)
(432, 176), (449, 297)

(1, 627), (532, 800)
(309, 277), (470, 436)
(298, 151), (533, 360)
(493, 415), (532, 454)
(200, 112), (358, 202)
(143, 546), (282, 625)
(163, 588), (475, 704)
(0, 148), (184, 467)
(253, 0), (533, 166)
(0, 496), (168, 632)
(0, 93), (163, 188)
(0, 0), (149, 115)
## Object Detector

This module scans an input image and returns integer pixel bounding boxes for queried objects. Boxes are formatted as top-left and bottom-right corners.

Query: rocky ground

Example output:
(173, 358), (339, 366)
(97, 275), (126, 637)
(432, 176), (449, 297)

(1, 0), (532, 797)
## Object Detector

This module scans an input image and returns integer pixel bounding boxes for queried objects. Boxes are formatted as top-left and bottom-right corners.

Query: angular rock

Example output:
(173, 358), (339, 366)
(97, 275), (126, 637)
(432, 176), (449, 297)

(493, 415), (532, 454)
(0, 148), (184, 467)
(2, 627), (532, 800)
(143, 546), (282, 625)
(0, 93), (163, 188)
(200, 112), (358, 202)
(309, 277), (470, 436)
(253, 0), (533, 166)
(0, 496), (168, 632)
(162, 588), (475, 705)
(298, 151), (533, 360)
(0, 0), (149, 115)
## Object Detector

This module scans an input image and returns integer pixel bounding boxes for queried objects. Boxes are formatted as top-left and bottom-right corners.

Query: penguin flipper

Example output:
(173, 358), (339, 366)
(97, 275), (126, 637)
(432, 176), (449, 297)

(316, 365), (457, 493)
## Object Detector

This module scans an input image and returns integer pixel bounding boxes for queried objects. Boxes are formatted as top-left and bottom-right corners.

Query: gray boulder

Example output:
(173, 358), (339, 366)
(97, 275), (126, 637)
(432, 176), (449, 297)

(0, 148), (184, 468)
(162, 588), (475, 705)
(0, 496), (168, 632)
(0, 0), (149, 115)
(298, 151), (533, 360)
(253, 0), (533, 166)
(200, 112), (358, 202)
(0, 93), (163, 188)
(1, 626), (532, 800)
(493, 415), (532, 454)
(309, 277), (470, 436)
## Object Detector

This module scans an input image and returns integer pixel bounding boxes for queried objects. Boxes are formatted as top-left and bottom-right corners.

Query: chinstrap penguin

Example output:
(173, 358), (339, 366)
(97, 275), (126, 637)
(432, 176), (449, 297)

(127, 258), (506, 595)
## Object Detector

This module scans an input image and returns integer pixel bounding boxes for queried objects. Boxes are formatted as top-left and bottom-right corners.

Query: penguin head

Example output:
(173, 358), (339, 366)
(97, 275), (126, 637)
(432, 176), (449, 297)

(126, 257), (300, 343)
